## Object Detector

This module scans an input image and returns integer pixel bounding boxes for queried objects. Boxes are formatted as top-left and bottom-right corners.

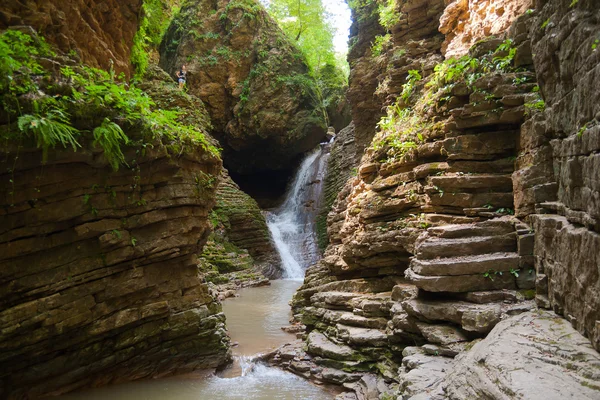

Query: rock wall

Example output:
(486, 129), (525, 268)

(346, 0), (446, 154)
(524, 0), (600, 350)
(0, 142), (229, 398)
(211, 169), (281, 278)
(287, 0), (600, 397)
(0, 51), (231, 397)
(0, 0), (142, 76)
(159, 0), (327, 175)
(440, 0), (533, 57)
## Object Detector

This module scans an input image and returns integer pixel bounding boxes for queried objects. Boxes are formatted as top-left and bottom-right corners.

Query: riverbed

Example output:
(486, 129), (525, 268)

(58, 280), (332, 400)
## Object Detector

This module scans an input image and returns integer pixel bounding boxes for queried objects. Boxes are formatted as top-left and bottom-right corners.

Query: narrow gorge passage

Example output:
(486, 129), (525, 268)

(2, 0), (600, 398)
(57, 145), (334, 399)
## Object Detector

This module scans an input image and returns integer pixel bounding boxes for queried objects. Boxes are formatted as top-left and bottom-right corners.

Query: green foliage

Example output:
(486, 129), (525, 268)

(132, 0), (181, 78)
(93, 118), (129, 171)
(267, 0), (340, 73)
(2, 29), (219, 168)
(401, 69), (422, 101)
(0, 30), (53, 91)
(17, 109), (81, 162)
(541, 18), (550, 29)
(377, 0), (401, 30)
(371, 34), (391, 57)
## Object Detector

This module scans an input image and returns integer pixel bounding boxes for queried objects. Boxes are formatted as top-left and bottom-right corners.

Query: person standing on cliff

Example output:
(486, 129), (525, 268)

(177, 65), (187, 90)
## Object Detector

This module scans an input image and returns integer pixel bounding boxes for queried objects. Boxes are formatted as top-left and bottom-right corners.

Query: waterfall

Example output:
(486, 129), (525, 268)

(267, 144), (330, 279)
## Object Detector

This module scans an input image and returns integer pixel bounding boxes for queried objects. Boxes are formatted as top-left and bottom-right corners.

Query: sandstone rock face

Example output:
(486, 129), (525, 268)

(159, 0), (326, 174)
(211, 169), (281, 278)
(0, 0), (141, 76)
(439, 0), (533, 58)
(316, 123), (358, 249)
(0, 66), (230, 398)
(289, 2), (563, 398)
(441, 311), (600, 399)
(346, 0), (446, 154)
(521, 0), (600, 350)
(0, 143), (230, 398)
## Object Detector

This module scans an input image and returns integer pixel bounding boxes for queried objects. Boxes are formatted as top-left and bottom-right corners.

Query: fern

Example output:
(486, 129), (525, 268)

(18, 109), (80, 162)
(92, 118), (129, 171)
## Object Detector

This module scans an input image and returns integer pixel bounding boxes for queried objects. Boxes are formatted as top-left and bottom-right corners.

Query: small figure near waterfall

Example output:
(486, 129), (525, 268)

(176, 64), (187, 90)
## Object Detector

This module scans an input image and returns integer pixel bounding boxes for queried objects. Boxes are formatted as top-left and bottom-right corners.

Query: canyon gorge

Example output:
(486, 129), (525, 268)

(0, 0), (599, 399)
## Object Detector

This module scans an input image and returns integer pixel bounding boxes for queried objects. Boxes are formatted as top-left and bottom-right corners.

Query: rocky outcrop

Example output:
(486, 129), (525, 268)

(159, 0), (327, 175)
(0, 0), (141, 76)
(441, 311), (600, 399)
(316, 123), (358, 249)
(439, 0), (533, 57)
(286, 1), (599, 397)
(0, 46), (230, 397)
(346, 0), (446, 155)
(0, 142), (229, 398)
(206, 169), (281, 278)
(513, 0), (600, 350)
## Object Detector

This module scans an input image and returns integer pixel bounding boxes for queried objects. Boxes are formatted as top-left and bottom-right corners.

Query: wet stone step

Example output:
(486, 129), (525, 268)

(416, 234), (516, 259)
(426, 219), (515, 238)
(335, 324), (389, 348)
(306, 331), (359, 361)
(320, 309), (389, 330)
(405, 267), (518, 293)
(410, 252), (520, 276)
(428, 174), (513, 191)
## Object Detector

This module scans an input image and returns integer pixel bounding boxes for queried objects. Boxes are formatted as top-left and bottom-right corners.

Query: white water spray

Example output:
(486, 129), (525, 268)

(267, 145), (330, 279)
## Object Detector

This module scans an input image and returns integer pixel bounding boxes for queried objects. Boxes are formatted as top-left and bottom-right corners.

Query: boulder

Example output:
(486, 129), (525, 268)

(159, 0), (326, 174)
(442, 311), (600, 400)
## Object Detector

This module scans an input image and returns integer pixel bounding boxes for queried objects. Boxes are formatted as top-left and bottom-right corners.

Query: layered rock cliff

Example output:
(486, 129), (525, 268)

(159, 0), (327, 175)
(0, 33), (231, 397)
(284, 0), (600, 398)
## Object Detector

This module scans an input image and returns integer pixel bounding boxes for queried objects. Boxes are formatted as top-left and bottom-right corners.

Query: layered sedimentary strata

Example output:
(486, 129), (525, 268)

(159, 0), (326, 174)
(0, 141), (230, 398)
(0, 61), (231, 398)
(0, 0), (141, 75)
(207, 169), (281, 278)
(288, 0), (600, 397)
(524, 0), (600, 350)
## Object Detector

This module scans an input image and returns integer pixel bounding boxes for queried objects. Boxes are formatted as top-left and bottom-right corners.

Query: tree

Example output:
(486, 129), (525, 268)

(266, 0), (338, 74)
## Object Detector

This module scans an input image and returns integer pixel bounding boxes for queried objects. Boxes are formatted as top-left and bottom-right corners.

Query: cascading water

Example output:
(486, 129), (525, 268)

(56, 141), (335, 400)
(267, 143), (330, 279)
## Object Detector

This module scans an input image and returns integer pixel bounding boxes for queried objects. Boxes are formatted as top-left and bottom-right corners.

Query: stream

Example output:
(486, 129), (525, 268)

(59, 145), (333, 399)
(60, 281), (332, 400)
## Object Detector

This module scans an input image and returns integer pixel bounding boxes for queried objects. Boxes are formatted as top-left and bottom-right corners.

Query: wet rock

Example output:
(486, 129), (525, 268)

(442, 311), (600, 399)
(306, 331), (358, 361)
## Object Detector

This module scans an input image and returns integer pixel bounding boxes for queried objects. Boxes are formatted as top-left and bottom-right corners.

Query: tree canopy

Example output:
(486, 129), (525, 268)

(265, 0), (346, 78)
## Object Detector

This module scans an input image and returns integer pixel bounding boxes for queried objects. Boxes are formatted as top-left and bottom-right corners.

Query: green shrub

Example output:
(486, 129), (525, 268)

(93, 118), (129, 171)
(17, 109), (81, 162)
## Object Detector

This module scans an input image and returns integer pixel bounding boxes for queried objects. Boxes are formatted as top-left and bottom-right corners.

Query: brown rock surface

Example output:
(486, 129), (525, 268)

(0, 0), (142, 76)
(0, 61), (230, 397)
(159, 0), (326, 174)
(439, 0), (533, 57)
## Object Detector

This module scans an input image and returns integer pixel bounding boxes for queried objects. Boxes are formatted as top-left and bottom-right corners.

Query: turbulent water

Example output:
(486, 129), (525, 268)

(267, 144), (330, 279)
(58, 281), (333, 400)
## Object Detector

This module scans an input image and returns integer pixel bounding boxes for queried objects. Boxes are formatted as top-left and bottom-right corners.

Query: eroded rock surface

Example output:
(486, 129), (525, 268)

(442, 311), (600, 399)
(0, 63), (230, 398)
(0, 0), (141, 75)
(159, 0), (326, 174)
